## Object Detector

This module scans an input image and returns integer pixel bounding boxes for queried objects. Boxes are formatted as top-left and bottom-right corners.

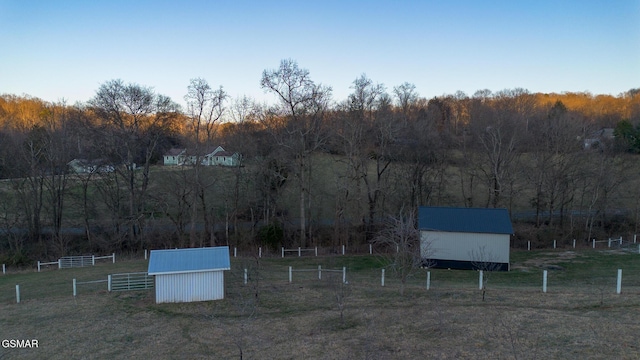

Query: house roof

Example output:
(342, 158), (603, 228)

(203, 145), (225, 156)
(148, 246), (231, 275)
(67, 158), (107, 167)
(210, 150), (236, 157)
(418, 207), (513, 234)
(164, 148), (186, 156)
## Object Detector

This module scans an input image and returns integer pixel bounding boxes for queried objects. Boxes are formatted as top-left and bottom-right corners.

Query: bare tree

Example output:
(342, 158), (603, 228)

(470, 91), (522, 209)
(470, 245), (502, 301)
(89, 80), (180, 249)
(40, 102), (74, 255)
(393, 82), (418, 120)
(261, 59), (332, 247)
(338, 74), (397, 238)
(373, 210), (424, 296)
(0, 188), (27, 264)
(327, 271), (351, 326)
(527, 100), (584, 228)
(184, 78), (228, 247)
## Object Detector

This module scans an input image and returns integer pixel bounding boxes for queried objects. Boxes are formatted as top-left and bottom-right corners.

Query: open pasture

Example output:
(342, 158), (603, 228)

(2, 249), (640, 359)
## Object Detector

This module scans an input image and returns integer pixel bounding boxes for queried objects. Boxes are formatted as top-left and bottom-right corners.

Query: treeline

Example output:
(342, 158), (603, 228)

(1, 60), (639, 263)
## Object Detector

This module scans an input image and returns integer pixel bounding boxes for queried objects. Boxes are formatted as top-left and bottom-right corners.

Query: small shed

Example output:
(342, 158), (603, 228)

(418, 207), (513, 271)
(147, 246), (231, 303)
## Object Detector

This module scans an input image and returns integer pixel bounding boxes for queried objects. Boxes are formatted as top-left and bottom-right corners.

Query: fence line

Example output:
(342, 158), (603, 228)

(288, 266), (346, 283)
(523, 235), (635, 251)
(60, 256), (93, 268)
(37, 260), (60, 272)
(281, 247), (318, 258)
(232, 235), (637, 257)
(274, 265), (629, 297)
(38, 253), (115, 272)
(109, 272), (153, 291)
(73, 278), (109, 296)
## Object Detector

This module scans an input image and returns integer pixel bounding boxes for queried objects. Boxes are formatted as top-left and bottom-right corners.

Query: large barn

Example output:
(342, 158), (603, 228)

(418, 207), (513, 271)
(147, 246), (231, 303)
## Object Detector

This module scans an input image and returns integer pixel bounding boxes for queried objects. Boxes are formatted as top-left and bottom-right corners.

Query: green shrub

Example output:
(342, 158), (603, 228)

(257, 223), (284, 251)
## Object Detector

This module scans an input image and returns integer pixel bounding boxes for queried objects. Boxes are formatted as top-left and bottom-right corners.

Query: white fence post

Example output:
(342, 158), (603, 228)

(342, 267), (346, 284)
(244, 268), (247, 285)
(479, 271), (484, 290)
(234, 248), (237, 258)
(259, 247), (262, 258)
(543, 270), (548, 293)
(381, 269), (385, 287)
(318, 265), (322, 280)
(573, 239), (576, 248)
(608, 238), (611, 248)
(619, 236), (623, 245)
(634, 234), (637, 244)
(426, 271), (431, 290)
(145, 249), (148, 260)
(288, 266), (292, 283)
(108, 275), (112, 292)
(342, 245), (345, 255)
(369, 243), (372, 255)
(16, 285), (20, 304)
(527, 241), (530, 251)
(315, 247), (318, 257)
(58, 259), (61, 269)
(617, 269), (622, 294)
(592, 239), (596, 249)
(73, 278), (77, 297)
(37, 261), (41, 272)
(2, 263), (5, 275)
(638, 244), (640, 254)
(281, 247), (284, 258)
(298, 247), (301, 257)
(92, 255), (95, 266)
(553, 240), (556, 249)
(112, 253), (115, 263)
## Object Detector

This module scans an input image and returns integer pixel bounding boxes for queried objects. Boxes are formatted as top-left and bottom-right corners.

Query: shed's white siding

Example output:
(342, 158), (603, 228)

(154, 270), (224, 303)
(421, 231), (510, 264)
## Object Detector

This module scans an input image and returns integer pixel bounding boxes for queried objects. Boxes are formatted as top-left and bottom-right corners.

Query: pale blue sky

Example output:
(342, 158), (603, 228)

(1, 0), (638, 108)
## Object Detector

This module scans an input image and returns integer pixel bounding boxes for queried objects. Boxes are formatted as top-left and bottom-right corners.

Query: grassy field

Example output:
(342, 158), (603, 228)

(2, 249), (640, 359)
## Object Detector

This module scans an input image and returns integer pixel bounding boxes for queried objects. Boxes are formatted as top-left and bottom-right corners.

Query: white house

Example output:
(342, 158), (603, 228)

(163, 146), (240, 167)
(583, 128), (615, 149)
(418, 207), (513, 271)
(202, 146), (241, 166)
(163, 148), (186, 166)
(67, 158), (115, 174)
(147, 246), (231, 303)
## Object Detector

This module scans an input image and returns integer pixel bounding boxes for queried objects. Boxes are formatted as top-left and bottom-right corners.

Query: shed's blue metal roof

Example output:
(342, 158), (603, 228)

(418, 207), (513, 234)
(148, 246), (231, 275)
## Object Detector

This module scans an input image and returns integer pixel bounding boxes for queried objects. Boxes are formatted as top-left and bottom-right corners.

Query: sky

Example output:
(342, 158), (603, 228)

(1, 0), (639, 109)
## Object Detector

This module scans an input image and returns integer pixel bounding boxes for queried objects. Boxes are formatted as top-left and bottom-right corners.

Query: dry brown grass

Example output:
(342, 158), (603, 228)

(2, 252), (640, 359)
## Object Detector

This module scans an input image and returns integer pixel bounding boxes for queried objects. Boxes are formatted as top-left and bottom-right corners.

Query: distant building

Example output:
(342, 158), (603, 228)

(67, 158), (115, 174)
(418, 206), (513, 271)
(163, 146), (240, 167)
(584, 128), (615, 149)
(147, 246), (231, 303)
(162, 148), (186, 166)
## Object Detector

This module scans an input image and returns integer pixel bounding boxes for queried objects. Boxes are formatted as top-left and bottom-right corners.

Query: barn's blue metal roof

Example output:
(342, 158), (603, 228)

(418, 207), (513, 234)
(148, 246), (231, 275)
